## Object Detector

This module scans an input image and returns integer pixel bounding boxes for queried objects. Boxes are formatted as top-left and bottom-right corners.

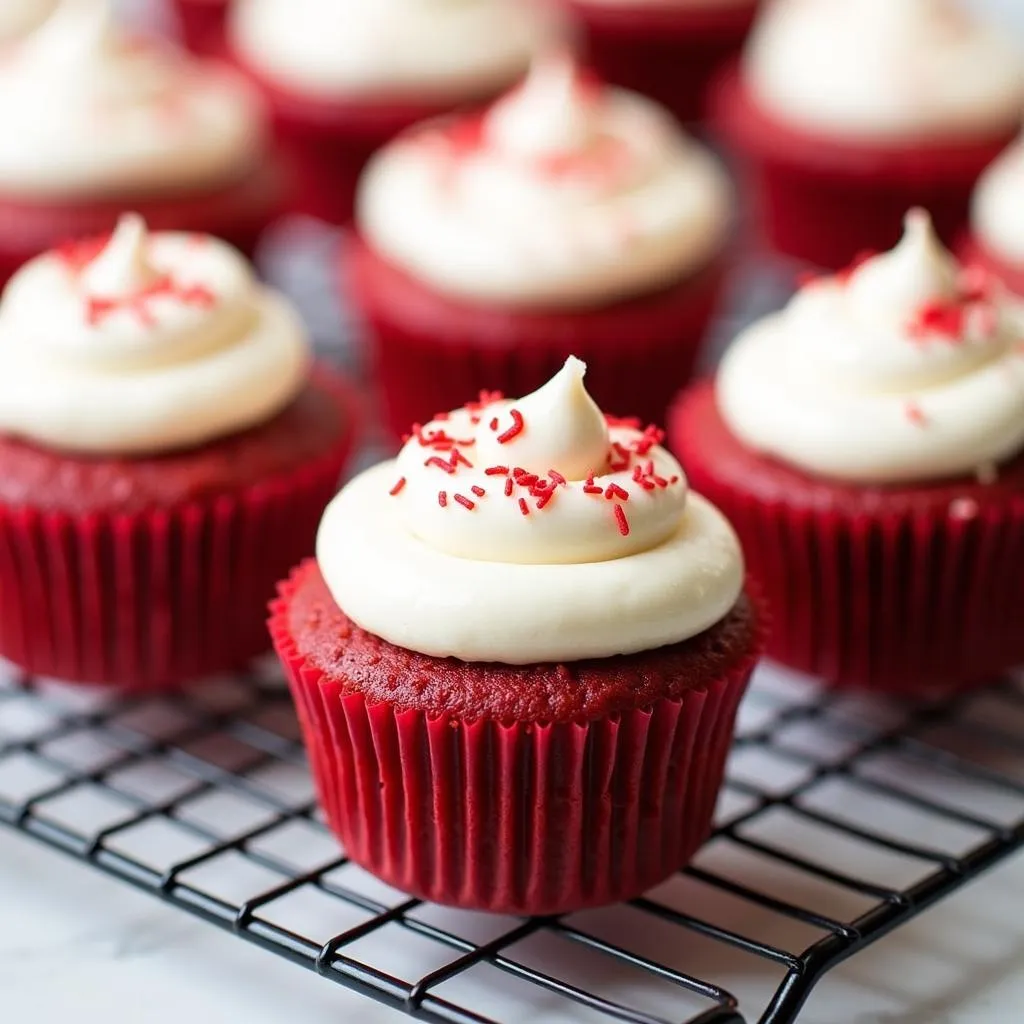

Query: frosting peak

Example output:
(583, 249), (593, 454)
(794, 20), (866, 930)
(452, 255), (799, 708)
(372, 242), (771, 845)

(0, 220), (310, 454)
(718, 209), (1024, 484)
(316, 362), (744, 663)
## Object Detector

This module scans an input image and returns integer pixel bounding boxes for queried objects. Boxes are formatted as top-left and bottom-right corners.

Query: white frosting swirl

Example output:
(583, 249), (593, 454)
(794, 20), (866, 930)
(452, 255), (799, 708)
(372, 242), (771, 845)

(972, 134), (1024, 267)
(744, 0), (1024, 141)
(718, 210), (1024, 484)
(0, 0), (266, 199)
(0, 215), (310, 455)
(317, 357), (744, 664)
(0, 0), (54, 43)
(358, 54), (730, 309)
(230, 0), (558, 102)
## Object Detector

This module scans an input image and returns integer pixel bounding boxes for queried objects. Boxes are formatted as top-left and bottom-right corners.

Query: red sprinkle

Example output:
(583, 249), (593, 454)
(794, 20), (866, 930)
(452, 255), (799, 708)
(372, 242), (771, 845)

(518, 498), (530, 516)
(496, 409), (525, 445)
(613, 504), (630, 537)
(905, 402), (927, 426)
(454, 494), (476, 511)
(670, 475), (680, 485)
(548, 469), (567, 487)
(389, 477), (406, 496)
(535, 490), (556, 511)
(504, 478), (515, 497)
(425, 456), (457, 475)
(438, 491), (448, 507)
(485, 465), (509, 475)
(471, 485), (486, 498)
(489, 417), (499, 431)
(605, 414), (642, 429)
(605, 483), (630, 502)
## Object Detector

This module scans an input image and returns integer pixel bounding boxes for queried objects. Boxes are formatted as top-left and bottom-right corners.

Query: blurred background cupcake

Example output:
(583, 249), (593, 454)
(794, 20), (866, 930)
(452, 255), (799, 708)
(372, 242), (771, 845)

(0, 0), (282, 283)
(712, 0), (1024, 270)
(167, 0), (227, 56)
(561, 0), (760, 125)
(349, 53), (733, 438)
(227, 0), (561, 226)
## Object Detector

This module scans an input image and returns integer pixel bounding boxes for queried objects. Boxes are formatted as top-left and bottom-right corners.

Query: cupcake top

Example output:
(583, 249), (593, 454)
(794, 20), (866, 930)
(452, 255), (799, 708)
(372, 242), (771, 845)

(0, 214), (310, 455)
(358, 54), (730, 309)
(230, 0), (558, 102)
(0, 0), (54, 42)
(0, 0), (266, 200)
(972, 134), (1024, 267)
(744, 0), (1024, 142)
(718, 210), (1024, 484)
(317, 357), (744, 664)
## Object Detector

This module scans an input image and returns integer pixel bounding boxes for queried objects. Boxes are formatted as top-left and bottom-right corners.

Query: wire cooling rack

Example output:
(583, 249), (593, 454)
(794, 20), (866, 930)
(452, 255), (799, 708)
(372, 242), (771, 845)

(2, 661), (1024, 1024)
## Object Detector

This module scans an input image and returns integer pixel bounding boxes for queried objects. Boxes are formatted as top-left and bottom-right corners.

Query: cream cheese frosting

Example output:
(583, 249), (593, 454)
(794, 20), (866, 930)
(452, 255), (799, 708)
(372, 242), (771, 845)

(317, 357), (744, 664)
(718, 210), (1024, 484)
(744, 0), (1024, 142)
(972, 134), (1024, 267)
(358, 53), (730, 309)
(0, 0), (55, 43)
(0, 215), (310, 455)
(230, 0), (558, 102)
(0, 0), (266, 199)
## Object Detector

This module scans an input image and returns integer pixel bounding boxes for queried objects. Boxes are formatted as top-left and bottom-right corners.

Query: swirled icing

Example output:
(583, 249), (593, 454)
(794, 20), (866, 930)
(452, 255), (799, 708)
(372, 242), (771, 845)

(229, 0), (558, 101)
(0, 215), (310, 455)
(744, 0), (1024, 142)
(718, 210), (1024, 484)
(0, 0), (266, 198)
(972, 134), (1024, 268)
(317, 357), (744, 663)
(358, 53), (730, 309)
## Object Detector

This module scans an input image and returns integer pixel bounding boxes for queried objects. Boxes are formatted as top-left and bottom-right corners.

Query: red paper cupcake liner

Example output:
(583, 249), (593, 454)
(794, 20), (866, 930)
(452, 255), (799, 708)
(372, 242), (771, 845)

(670, 382), (1024, 694)
(226, 51), (480, 225)
(959, 234), (1024, 300)
(711, 65), (1016, 270)
(0, 405), (357, 692)
(270, 565), (760, 914)
(169, 0), (229, 57)
(0, 161), (284, 287)
(347, 233), (727, 438)
(565, 0), (758, 124)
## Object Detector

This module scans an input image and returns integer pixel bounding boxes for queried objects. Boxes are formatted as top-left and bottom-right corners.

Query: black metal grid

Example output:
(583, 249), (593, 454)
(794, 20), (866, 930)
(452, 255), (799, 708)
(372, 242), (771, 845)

(2, 662), (1024, 1024)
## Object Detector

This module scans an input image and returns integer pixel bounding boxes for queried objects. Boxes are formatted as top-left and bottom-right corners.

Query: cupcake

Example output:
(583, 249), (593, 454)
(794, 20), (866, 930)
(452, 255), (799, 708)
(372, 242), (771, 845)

(964, 134), (1024, 302)
(271, 358), (761, 913)
(0, 215), (358, 689)
(0, 0), (54, 42)
(0, 0), (281, 284)
(670, 211), (1024, 694)
(169, 0), (229, 57)
(227, 0), (559, 225)
(350, 54), (732, 439)
(712, 0), (1024, 270)
(561, 0), (760, 125)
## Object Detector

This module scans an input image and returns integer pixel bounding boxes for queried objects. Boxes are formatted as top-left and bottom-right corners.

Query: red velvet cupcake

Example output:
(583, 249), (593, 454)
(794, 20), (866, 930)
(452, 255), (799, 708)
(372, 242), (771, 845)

(227, 0), (559, 225)
(711, 0), (1023, 270)
(350, 55), (732, 439)
(670, 212), (1024, 694)
(0, 1), (282, 285)
(0, 215), (358, 689)
(963, 133), (1024, 303)
(169, 0), (228, 56)
(270, 358), (761, 914)
(562, 0), (759, 125)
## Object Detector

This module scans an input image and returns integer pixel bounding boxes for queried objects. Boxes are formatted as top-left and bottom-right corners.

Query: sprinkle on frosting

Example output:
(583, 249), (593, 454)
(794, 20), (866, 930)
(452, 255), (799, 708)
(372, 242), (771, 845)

(718, 209), (1024, 484)
(0, 214), (310, 455)
(315, 355), (745, 663)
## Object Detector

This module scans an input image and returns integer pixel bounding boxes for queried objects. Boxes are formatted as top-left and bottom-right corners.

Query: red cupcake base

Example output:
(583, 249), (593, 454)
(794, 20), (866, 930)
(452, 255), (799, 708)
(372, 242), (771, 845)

(670, 381), (1024, 694)
(169, 0), (229, 57)
(0, 369), (359, 690)
(565, 0), (758, 124)
(270, 560), (762, 914)
(711, 66), (1016, 270)
(0, 161), (284, 288)
(348, 234), (727, 438)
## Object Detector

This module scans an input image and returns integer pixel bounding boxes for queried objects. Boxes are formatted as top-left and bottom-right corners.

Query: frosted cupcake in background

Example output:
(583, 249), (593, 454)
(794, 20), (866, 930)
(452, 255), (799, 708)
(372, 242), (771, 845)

(349, 53), (732, 438)
(670, 210), (1024, 693)
(271, 357), (762, 914)
(559, 0), (760, 125)
(964, 134), (1024, 306)
(0, 0), (282, 282)
(0, 215), (359, 689)
(227, 0), (561, 225)
(712, 0), (1024, 270)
